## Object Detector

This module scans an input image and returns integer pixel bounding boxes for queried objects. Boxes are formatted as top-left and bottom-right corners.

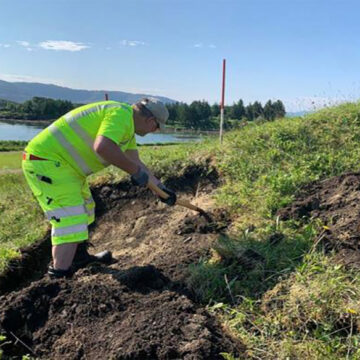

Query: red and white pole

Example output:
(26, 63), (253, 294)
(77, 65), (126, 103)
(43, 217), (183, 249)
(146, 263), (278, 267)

(219, 59), (226, 144)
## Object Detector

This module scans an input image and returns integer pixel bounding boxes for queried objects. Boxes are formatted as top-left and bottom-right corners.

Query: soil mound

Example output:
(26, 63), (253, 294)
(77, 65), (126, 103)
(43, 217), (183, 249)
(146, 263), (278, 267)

(0, 172), (242, 359)
(278, 172), (360, 268)
(0, 265), (239, 359)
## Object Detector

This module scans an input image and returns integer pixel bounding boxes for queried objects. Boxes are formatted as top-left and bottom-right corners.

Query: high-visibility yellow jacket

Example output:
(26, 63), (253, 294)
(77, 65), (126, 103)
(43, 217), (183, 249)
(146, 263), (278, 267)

(25, 101), (137, 177)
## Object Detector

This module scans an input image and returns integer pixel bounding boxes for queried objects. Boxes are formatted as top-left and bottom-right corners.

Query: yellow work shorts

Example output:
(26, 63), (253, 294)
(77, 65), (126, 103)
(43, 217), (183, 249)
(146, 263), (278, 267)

(22, 157), (95, 245)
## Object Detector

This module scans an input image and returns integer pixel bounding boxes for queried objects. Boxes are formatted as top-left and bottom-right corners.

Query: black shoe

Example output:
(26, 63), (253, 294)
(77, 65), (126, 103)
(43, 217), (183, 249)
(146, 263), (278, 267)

(72, 241), (113, 269)
(48, 265), (73, 279)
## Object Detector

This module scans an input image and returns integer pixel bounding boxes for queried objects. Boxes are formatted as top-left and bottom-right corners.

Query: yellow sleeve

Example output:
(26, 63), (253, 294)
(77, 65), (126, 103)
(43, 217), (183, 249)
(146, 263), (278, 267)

(97, 108), (132, 145)
(125, 134), (137, 150)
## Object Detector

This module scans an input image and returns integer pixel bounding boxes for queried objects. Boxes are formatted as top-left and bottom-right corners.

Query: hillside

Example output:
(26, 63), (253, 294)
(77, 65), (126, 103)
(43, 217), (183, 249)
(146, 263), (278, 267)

(0, 79), (176, 104)
(2, 102), (360, 358)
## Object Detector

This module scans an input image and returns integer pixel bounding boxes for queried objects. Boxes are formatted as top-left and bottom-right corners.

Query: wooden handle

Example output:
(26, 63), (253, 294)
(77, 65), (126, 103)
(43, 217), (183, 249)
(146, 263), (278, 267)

(147, 181), (205, 213)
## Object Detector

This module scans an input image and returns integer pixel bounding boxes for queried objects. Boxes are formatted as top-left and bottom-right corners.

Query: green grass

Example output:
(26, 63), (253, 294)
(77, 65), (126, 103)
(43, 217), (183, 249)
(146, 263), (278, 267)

(185, 102), (360, 359)
(0, 151), (22, 170)
(215, 102), (360, 226)
(211, 253), (360, 359)
(0, 172), (47, 273)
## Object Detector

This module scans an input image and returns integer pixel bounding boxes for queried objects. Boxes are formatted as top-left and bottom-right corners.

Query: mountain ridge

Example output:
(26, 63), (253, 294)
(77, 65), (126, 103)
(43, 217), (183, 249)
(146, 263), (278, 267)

(0, 79), (176, 104)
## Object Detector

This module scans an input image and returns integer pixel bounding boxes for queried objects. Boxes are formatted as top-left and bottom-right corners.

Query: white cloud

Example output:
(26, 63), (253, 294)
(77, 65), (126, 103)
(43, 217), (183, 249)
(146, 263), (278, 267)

(0, 44), (11, 48)
(193, 43), (216, 49)
(17, 41), (30, 47)
(39, 40), (89, 51)
(16, 40), (33, 51)
(120, 40), (146, 47)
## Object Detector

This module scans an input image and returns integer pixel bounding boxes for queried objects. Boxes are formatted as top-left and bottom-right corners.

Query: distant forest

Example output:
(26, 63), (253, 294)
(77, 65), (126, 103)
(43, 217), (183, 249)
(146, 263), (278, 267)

(0, 97), (286, 130)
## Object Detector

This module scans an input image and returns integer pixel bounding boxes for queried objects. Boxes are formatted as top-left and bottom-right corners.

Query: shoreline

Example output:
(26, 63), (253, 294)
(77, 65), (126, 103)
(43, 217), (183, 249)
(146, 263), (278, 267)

(0, 118), (219, 135)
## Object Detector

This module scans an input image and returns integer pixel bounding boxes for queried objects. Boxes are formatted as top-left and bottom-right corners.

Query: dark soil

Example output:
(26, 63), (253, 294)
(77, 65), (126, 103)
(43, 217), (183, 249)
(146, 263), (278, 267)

(278, 172), (360, 268)
(0, 235), (51, 295)
(0, 170), (243, 359)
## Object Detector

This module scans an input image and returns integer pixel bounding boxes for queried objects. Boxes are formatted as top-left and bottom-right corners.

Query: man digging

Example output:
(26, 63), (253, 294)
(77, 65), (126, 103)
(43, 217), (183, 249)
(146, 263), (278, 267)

(22, 98), (177, 278)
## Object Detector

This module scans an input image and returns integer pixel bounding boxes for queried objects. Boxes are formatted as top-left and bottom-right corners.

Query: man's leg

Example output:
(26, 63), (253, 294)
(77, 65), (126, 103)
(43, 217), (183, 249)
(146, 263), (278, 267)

(22, 158), (89, 276)
(22, 158), (111, 278)
(52, 243), (78, 270)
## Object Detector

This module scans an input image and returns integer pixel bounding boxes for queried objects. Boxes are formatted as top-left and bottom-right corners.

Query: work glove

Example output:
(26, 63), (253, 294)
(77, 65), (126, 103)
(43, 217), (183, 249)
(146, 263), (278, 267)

(131, 167), (149, 187)
(158, 183), (177, 206)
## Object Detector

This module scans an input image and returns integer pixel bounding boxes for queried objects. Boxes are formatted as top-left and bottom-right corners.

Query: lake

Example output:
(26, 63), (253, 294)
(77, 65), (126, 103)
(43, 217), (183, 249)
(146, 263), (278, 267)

(0, 121), (202, 144)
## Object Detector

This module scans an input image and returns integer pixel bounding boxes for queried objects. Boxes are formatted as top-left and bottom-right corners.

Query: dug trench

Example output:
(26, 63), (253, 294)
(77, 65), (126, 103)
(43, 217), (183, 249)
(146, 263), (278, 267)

(0, 165), (243, 359)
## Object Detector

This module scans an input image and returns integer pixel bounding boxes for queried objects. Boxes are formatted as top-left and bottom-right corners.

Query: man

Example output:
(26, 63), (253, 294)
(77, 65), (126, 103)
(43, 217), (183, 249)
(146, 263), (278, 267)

(22, 97), (177, 278)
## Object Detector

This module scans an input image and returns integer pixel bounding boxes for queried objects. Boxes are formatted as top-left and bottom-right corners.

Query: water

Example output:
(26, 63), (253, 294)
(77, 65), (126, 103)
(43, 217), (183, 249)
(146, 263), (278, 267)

(0, 121), (202, 144)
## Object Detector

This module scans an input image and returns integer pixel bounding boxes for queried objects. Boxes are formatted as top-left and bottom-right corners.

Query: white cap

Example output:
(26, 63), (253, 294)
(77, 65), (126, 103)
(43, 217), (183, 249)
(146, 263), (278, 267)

(141, 97), (169, 129)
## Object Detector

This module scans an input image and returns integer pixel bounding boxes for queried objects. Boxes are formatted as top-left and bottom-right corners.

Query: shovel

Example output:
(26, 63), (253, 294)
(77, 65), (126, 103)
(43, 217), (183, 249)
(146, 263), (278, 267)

(147, 181), (212, 222)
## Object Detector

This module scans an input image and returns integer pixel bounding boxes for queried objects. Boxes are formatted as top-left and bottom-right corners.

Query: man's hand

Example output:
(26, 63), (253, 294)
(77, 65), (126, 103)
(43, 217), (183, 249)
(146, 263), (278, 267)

(131, 167), (149, 186)
(158, 183), (177, 206)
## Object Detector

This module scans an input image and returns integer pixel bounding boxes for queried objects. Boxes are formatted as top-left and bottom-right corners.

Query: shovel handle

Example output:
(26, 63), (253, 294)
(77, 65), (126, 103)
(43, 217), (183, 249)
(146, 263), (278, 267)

(147, 181), (205, 213)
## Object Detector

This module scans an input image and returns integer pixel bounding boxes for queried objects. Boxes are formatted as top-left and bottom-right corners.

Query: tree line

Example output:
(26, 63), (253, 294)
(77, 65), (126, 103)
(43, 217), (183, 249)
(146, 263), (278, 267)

(0, 97), (286, 130)
(167, 99), (285, 130)
(0, 97), (75, 120)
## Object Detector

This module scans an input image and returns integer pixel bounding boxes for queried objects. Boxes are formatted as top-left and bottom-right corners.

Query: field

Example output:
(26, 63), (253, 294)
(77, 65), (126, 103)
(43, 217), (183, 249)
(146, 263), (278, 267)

(2, 103), (360, 358)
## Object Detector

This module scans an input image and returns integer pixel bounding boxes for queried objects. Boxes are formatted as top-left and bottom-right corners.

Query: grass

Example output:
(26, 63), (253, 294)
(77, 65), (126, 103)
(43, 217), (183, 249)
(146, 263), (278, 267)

(3, 102), (360, 358)
(0, 151), (22, 170)
(0, 172), (47, 273)
(215, 103), (360, 226)
(210, 252), (360, 359)
(185, 102), (360, 359)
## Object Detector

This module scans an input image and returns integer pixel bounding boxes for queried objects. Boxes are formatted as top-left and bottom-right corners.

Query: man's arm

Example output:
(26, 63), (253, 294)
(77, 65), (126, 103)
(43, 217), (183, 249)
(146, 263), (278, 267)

(124, 149), (161, 185)
(93, 135), (139, 175)
(125, 149), (177, 206)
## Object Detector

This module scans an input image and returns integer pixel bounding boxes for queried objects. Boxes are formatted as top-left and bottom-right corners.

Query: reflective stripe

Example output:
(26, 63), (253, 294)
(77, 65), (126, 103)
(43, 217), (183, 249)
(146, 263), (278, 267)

(52, 223), (88, 237)
(65, 113), (109, 167)
(85, 197), (95, 206)
(45, 205), (86, 220)
(64, 103), (124, 122)
(48, 124), (93, 176)
(50, 103), (127, 175)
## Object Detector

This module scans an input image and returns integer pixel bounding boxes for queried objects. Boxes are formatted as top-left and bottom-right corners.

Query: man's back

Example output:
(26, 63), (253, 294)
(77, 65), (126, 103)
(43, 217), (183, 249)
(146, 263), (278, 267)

(25, 101), (137, 176)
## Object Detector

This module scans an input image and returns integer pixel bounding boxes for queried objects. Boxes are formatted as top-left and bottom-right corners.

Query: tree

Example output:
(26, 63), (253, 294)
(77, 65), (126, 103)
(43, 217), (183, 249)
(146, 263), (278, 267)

(252, 101), (263, 119)
(263, 100), (275, 121)
(246, 103), (255, 121)
(273, 100), (286, 118)
(166, 102), (179, 125)
(229, 99), (245, 120)
(211, 103), (220, 117)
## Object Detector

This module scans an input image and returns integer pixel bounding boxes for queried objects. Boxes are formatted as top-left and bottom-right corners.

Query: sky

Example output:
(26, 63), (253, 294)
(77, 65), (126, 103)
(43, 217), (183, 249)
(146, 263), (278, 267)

(1, 0), (360, 112)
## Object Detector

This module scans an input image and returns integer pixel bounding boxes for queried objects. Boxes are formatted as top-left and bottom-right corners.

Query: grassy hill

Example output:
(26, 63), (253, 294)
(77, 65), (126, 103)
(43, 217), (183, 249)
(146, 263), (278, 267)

(2, 102), (360, 358)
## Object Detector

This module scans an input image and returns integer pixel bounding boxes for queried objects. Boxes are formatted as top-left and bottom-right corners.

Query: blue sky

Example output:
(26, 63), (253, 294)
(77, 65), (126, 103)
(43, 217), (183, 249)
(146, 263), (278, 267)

(1, 0), (360, 111)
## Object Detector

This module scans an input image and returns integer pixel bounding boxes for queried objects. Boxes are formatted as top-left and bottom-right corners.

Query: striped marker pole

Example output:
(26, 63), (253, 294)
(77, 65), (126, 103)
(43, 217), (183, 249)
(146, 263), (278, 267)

(219, 59), (226, 144)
